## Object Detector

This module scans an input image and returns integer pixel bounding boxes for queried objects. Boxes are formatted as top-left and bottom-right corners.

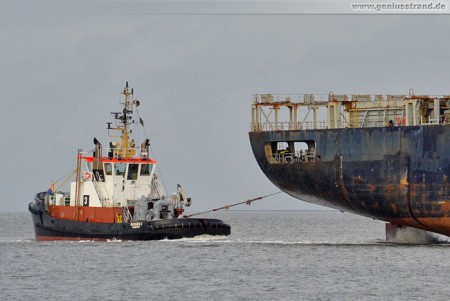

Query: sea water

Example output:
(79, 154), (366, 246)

(2, 211), (450, 300)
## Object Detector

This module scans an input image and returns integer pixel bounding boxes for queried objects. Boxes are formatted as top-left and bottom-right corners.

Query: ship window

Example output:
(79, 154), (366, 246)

(275, 142), (289, 153)
(294, 142), (308, 153)
(104, 163), (112, 175)
(266, 140), (318, 164)
(115, 163), (126, 176)
(127, 164), (139, 180)
(140, 164), (153, 176)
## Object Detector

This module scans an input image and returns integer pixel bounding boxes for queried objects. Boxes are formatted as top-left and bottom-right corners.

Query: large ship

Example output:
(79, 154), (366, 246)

(249, 92), (450, 239)
(28, 83), (230, 240)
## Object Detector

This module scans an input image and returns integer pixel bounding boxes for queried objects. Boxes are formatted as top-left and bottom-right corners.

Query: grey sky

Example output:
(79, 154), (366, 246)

(1, 1), (450, 212)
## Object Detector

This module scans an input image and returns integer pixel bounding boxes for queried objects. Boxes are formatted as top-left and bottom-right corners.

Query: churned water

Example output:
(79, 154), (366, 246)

(2, 210), (450, 301)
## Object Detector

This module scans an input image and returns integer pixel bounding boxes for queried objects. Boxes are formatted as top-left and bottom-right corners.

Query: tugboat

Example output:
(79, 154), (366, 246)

(29, 83), (230, 240)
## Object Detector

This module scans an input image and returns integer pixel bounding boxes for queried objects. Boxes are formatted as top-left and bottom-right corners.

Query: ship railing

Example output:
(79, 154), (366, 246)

(150, 174), (167, 200)
(355, 119), (387, 128)
(253, 93), (421, 104)
(252, 118), (450, 132)
(252, 118), (436, 131)
(441, 116), (450, 125)
(420, 116), (441, 125)
(92, 177), (111, 206)
(251, 121), (329, 132)
(272, 151), (318, 164)
(122, 206), (132, 223)
(253, 93), (331, 103)
(106, 146), (151, 159)
(253, 93), (450, 131)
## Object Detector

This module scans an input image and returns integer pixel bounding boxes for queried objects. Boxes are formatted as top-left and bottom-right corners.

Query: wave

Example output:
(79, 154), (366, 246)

(167, 237), (450, 246)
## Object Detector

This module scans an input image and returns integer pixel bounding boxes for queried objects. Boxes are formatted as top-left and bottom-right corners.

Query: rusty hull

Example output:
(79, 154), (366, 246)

(249, 125), (450, 237)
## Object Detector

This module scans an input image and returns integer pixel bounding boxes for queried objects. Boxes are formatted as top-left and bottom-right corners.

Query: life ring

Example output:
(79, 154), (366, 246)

(396, 117), (401, 126)
(83, 171), (92, 180)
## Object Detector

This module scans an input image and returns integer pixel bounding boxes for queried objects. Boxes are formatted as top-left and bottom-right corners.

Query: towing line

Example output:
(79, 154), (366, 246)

(185, 191), (282, 218)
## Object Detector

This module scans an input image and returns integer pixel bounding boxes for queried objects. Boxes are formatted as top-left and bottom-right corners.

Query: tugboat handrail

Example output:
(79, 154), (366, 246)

(92, 177), (110, 205)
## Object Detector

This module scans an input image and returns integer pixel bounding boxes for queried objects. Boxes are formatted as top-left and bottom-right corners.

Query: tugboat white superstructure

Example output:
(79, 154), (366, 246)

(29, 83), (230, 240)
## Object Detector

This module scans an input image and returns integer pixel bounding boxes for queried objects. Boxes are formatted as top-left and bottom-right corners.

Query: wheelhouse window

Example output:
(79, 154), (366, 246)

(140, 164), (153, 176)
(127, 164), (139, 180)
(115, 163), (126, 176)
(104, 163), (112, 175)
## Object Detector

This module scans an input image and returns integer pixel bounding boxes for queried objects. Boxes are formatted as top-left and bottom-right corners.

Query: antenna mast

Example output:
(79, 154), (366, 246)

(107, 82), (138, 158)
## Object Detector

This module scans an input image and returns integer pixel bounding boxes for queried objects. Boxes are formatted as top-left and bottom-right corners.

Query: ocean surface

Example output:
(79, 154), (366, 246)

(2, 210), (450, 301)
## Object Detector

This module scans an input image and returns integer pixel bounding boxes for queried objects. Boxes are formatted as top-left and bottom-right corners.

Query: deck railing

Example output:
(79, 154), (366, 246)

(251, 93), (450, 132)
(251, 121), (329, 132)
(271, 151), (318, 164)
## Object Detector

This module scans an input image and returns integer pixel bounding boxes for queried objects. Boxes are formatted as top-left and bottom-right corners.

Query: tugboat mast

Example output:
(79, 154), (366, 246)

(108, 81), (138, 158)
(74, 148), (82, 221)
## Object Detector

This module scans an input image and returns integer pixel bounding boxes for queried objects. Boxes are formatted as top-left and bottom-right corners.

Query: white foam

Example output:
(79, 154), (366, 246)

(388, 227), (449, 244)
